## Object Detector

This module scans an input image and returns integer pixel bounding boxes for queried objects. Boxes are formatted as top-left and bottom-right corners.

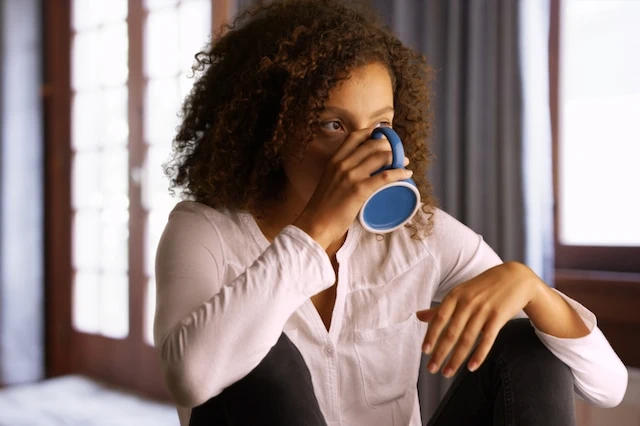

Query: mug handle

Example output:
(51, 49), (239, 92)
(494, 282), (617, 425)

(371, 127), (405, 170)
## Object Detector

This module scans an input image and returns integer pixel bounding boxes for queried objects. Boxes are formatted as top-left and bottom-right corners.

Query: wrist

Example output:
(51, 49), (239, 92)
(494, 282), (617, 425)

(515, 263), (546, 311)
(292, 217), (331, 250)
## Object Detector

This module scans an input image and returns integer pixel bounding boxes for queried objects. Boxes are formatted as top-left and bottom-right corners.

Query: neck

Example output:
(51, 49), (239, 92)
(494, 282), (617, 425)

(253, 187), (306, 240)
(252, 188), (347, 257)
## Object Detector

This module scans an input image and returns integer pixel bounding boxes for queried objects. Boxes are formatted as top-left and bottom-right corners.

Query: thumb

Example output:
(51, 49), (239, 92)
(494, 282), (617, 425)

(416, 308), (437, 323)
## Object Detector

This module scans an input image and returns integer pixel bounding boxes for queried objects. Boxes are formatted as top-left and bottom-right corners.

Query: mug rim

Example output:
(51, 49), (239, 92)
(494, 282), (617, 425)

(358, 181), (421, 234)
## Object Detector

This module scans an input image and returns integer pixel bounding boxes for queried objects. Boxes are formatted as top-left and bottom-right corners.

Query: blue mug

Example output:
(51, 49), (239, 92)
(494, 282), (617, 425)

(359, 127), (421, 233)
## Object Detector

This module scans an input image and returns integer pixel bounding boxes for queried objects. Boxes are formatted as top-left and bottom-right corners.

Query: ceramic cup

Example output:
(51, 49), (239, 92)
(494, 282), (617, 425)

(358, 127), (421, 233)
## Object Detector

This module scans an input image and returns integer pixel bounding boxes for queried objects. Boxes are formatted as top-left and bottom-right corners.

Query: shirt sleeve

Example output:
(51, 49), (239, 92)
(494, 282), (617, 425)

(428, 208), (628, 408)
(530, 288), (628, 407)
(154, 202), (336, 407)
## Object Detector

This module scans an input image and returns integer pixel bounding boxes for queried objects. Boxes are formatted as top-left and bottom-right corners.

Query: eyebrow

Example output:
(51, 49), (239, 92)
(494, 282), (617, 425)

(321, 105), (394, 118)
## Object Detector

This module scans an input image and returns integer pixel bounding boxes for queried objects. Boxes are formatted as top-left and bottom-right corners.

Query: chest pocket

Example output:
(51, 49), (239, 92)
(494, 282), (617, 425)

(353, 313), (423, 408)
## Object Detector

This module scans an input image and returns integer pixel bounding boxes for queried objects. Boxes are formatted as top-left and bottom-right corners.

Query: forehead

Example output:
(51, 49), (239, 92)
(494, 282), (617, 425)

(323, 62), (394, 109)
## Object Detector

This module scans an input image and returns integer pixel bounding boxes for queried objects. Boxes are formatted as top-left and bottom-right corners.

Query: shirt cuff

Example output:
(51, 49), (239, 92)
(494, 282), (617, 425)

(279, 224), (336, 291)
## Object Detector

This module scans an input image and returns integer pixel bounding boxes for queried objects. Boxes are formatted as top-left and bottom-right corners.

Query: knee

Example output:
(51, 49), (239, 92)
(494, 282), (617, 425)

(242, 333), (312, 390)
(490, 319), (571, 381)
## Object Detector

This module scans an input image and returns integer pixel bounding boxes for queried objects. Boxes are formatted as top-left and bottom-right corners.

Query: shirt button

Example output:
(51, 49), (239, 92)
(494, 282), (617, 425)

(324, 344), (334, 356)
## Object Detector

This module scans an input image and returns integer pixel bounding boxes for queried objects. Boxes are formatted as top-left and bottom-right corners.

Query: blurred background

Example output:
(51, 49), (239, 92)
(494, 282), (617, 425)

(0, 0), (638, 425)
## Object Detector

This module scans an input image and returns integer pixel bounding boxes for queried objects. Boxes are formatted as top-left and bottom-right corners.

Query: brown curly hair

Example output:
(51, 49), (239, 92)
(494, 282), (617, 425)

(165, 0), (437, 238)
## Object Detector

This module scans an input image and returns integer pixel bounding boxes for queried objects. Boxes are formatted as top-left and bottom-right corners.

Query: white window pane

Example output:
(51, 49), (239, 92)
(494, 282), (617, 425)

(559, 0), (640, 246)
(73, 0), (128, 31)
(72, 31), (100, 90)
(102, 87), (129, 146)
(99, 273), (129, 339)
(145, 9), (180, 77)
(73, 210), (102, 270)
(145, 0), (179, 11)
(98, 22), (129, 87)
(100, 149), (129, 209)
(96, 0), (128, 24)
(101, 223), (128, 272)
(72, 151), (102, 209)
(142, 145), (174, 210)
(73, 0), (101, 31)
(145, 209), (171, 277)
(72, 271), (100, 334)
(178, 71), (196, 101)
(72, 91), (100, 150)
(144, 279), (156, 346)
(178, 0), (211, 74)
(144, 77), (181, 143)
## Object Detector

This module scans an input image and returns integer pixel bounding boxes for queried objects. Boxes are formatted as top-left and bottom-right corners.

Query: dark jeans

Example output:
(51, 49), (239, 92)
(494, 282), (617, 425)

(189, 319), (576, 426)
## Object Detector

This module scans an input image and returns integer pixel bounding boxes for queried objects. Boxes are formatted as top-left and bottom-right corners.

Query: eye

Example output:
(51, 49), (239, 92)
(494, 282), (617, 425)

(320, 121), (344, 132)
(375, 121), (392, 128)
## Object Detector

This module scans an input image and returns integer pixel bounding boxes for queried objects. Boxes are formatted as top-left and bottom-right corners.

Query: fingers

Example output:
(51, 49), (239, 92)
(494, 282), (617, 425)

(416, 309), (436, 323)
(467, 317), (502, 372)
(441, 311), (486, 377)
(420, 300), (456, 358)
(425, 304), (473, 377)
(419, 305), (505, 377)
(355, 149), (409, 178)
(342, 138), (392, 170)
(359, 168), (414, 197)
(331, 127), (378, 164)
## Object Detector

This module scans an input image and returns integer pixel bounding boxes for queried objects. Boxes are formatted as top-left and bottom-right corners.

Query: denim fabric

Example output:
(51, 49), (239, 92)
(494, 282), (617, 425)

(190, 319), (575, 426)
(427, 319), (576, 426)
(189, 332), (327, 426)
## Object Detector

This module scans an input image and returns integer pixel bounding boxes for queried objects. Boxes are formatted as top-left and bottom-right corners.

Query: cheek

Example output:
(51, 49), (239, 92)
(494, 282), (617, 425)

(284, 143), (331, 188)
(305, 141), (335, 164)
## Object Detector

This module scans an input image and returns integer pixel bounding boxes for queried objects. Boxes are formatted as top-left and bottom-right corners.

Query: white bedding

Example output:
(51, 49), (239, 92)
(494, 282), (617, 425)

(0, 375), (177, 425)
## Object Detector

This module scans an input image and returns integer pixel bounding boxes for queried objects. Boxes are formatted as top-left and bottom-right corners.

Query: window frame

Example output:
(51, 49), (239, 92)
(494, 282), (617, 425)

(549, 0), (640, 274)
(550, 0), (640, 369)
(44, 0), (233, 399)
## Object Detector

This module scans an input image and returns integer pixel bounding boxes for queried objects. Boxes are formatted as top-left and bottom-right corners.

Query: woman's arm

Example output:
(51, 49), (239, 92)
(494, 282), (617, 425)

(419, 209), (628, 408)
(522, 268), (589, 338)
(154, 202), (335, 407)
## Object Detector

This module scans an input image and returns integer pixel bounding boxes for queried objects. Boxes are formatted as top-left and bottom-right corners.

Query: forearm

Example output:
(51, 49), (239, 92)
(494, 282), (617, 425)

(523, 269), (590, 339)
(157, 225), (335, 406)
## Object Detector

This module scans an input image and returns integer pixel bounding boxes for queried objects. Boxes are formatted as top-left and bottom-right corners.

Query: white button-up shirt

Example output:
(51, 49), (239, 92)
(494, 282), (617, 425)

(154, 201), (627, 426)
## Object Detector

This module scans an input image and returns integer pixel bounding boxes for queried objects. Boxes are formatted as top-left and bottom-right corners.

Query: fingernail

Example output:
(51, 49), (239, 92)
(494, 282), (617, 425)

(468, 361), (478, 372)
(405, 169), (413, 175)
(428, 362), (437, 374)
(423, 343), (431, 354)
(443, 367), (453, 378)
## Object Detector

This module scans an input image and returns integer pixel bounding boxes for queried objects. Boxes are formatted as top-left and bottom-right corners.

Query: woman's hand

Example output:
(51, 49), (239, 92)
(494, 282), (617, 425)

(293, 127), (412, 250)
(416, 262), (542, 378)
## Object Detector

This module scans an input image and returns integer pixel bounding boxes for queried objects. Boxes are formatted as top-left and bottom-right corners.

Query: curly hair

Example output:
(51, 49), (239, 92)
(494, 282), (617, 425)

(165, 0), (437, 238)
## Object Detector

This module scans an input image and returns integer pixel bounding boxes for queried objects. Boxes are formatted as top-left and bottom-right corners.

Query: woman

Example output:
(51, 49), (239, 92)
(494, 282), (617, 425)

(155, 1), (627, 425)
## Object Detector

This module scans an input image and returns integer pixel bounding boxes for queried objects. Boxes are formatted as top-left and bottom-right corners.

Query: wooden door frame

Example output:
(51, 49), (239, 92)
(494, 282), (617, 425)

(44, 0), (236, 401)
(43, 0), (74, 380)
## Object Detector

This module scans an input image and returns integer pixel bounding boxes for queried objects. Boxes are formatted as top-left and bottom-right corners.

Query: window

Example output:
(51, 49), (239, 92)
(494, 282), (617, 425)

(551, 0), (640, 273)
(45, 0), (237, 398)
(550, 0), (640, 369)
(142, 0), (212, 346)
(71, 0), (130, 339)
(557, 0), (640, 247)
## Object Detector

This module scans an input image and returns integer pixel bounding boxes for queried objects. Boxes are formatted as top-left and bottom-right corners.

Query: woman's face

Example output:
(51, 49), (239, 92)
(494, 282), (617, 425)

(283, 62), (395, 205)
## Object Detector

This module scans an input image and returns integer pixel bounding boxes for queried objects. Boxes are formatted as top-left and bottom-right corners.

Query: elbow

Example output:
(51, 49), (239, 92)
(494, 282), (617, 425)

(162, 360), (214, 407)
(158, 330), (219, 407)
(604, 363), (629, 408)
(583, 362), (629, 408)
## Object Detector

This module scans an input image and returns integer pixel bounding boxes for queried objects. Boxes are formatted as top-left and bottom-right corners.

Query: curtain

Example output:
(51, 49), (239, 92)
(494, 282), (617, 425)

(368, 0), (554, 422)
(0, 0), (45, 385)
